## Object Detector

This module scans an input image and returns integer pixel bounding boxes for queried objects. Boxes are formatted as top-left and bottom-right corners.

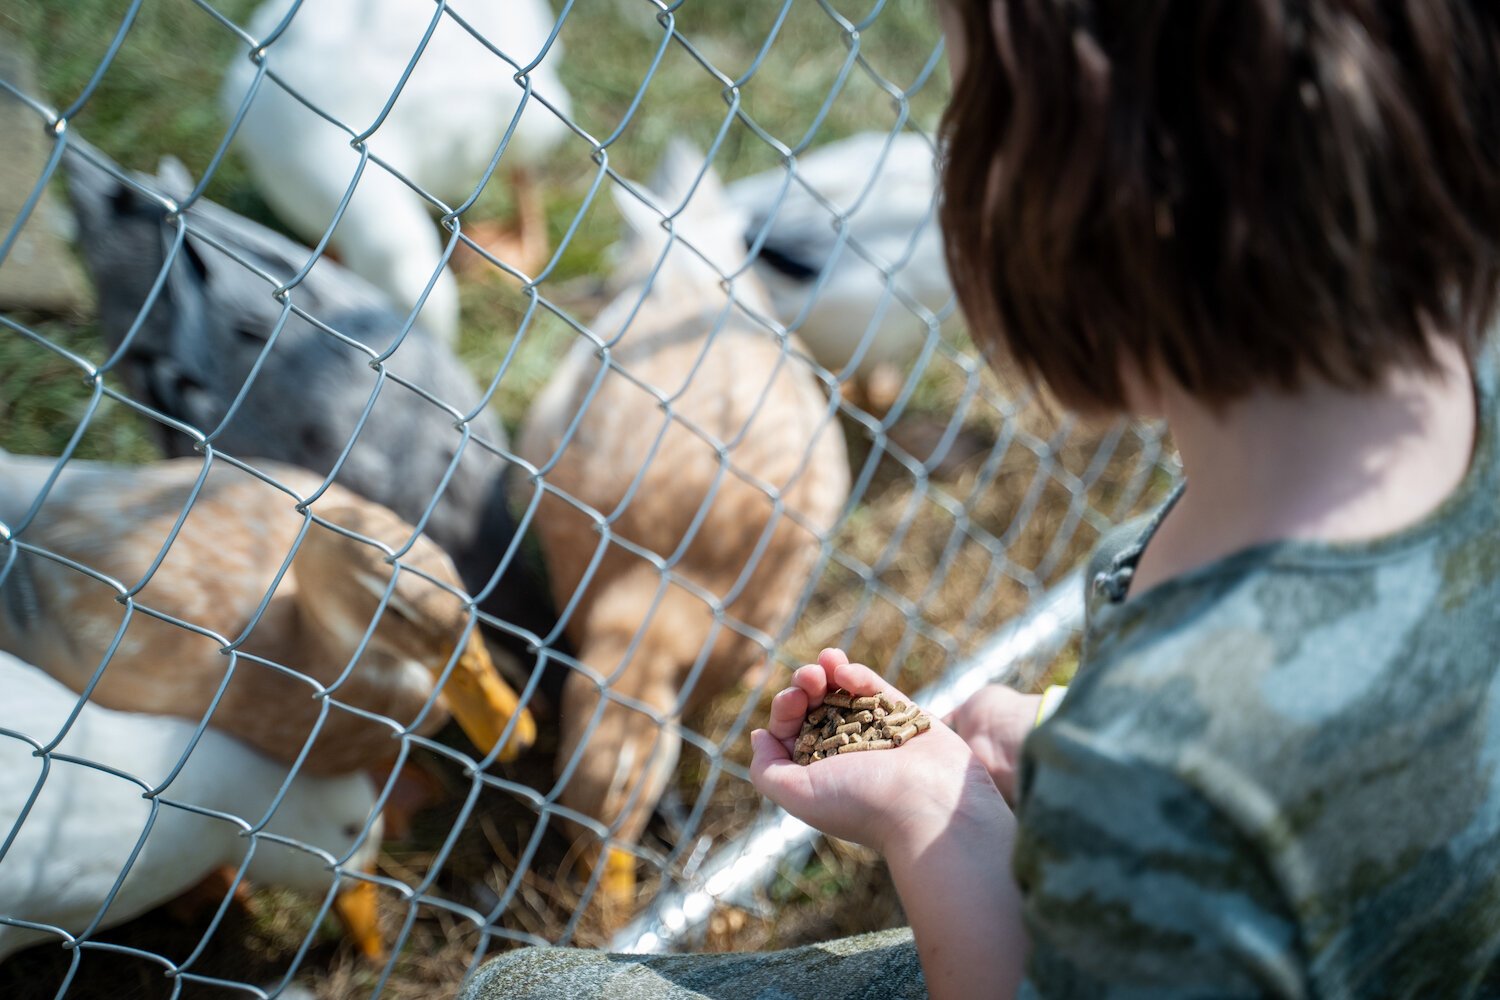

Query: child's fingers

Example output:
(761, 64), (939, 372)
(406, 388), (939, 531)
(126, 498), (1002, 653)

(817, 648), (850, 687)
(817, 649), (909, 702)
(829, 657), (910, 704)
(792, 663), (828, 703)
(767, 686), (810, 742)
(749, 728), (790, 767)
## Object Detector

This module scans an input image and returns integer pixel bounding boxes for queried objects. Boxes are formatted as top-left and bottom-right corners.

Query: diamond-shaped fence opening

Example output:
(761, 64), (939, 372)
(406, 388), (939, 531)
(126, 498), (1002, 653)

(0, 1), (1175, 997)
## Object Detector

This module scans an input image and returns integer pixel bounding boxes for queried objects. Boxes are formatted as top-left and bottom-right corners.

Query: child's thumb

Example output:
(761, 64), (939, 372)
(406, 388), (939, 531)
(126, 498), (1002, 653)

(749, 729), (800, 801)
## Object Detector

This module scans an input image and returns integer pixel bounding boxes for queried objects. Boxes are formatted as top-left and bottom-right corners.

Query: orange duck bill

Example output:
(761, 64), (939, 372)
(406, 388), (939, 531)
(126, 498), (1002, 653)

(333, 876), (386, 963)
(437, 631), (536, 762)
(602, 846), (637, 905)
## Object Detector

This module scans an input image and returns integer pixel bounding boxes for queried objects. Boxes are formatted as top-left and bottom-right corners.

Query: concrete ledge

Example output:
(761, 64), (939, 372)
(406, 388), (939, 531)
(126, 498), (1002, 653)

(461, 927), (923, 1000)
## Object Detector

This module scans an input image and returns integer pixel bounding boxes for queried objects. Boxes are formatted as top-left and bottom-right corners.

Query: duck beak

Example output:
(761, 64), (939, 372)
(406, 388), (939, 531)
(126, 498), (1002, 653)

(602, 847), (637, 906)
(333, 878), (386, 964)
(439, 632), (536, 761)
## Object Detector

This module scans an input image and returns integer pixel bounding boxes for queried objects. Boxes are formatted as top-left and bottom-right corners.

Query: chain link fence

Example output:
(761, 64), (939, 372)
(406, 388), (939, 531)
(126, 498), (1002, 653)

(0, 1), (1174, 996)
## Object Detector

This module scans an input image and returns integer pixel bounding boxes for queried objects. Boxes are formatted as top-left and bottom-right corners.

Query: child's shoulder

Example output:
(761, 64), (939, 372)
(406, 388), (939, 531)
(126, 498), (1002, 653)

(1018, 520), (1500, 995)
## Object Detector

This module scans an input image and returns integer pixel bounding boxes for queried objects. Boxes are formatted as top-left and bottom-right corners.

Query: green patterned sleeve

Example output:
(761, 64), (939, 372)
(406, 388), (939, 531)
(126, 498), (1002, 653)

(1014, 724), (1309, 998)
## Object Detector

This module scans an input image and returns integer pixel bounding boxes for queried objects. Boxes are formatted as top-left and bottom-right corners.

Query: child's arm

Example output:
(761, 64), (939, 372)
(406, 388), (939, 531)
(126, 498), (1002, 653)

(750, 649), (1027, 999)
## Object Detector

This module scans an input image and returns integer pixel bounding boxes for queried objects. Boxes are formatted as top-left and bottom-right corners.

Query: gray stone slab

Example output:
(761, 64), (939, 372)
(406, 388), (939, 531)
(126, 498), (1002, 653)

(0, 34), (94, 317)
(461, 927), (923, 1000)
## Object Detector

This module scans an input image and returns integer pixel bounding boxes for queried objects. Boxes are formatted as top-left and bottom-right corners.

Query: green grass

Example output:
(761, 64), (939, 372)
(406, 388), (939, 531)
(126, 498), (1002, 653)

(550, 0), (949, 175)
(3, 0), (265, 461)
(0, 320), (161, 461)
(4, 0), (266, 211)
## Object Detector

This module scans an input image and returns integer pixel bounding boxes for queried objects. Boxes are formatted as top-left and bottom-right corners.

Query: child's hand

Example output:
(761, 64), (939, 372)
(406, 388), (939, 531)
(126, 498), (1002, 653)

(945, 685), (1042, 807)
(751, 649), (1001, 858)
(756, 651), (1024, 1000)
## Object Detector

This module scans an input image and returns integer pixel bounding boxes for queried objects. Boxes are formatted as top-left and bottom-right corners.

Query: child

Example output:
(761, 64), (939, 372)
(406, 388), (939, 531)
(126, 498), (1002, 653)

(754, 0), (1500, 995)
(466, 1), (1500, 997)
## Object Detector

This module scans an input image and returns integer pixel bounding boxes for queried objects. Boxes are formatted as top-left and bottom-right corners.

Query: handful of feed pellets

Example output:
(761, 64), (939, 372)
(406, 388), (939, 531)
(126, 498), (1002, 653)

(793, 688), (933, 765)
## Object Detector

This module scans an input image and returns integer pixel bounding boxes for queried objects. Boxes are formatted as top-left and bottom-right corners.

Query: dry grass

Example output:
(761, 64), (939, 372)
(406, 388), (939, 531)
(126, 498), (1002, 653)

(0, 0), (1177, 996)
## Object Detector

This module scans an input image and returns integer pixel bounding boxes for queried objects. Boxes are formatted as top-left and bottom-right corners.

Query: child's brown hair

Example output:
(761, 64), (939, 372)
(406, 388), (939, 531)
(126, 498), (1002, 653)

(939, 0), (1500, 412)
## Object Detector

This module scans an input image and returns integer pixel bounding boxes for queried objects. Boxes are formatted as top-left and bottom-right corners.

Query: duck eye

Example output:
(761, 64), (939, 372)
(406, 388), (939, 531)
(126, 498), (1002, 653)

(342, 822), (362, 839)
(353, 572), (408, 619)
(381, 596), (419, 627)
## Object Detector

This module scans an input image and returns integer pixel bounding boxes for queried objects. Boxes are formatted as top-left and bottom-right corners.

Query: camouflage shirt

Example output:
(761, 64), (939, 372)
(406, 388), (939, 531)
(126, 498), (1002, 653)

(1014, 341), (1500, 998)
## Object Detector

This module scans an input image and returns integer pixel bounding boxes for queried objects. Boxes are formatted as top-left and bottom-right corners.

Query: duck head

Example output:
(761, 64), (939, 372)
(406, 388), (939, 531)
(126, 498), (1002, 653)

(246, 768), (387, 961)
(292, 501), (536, 762)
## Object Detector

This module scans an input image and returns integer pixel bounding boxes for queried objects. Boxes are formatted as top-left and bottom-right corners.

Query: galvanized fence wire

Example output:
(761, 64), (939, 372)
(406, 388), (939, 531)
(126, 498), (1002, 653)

(0, 0), (1175, 995)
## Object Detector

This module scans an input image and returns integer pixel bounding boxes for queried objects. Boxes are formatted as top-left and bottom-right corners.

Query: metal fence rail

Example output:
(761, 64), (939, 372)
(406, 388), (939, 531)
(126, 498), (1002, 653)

(0, 1), (1174, 996)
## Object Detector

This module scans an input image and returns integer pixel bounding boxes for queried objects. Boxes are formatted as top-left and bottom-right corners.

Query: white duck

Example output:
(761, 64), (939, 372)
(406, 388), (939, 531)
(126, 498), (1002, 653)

(728, 131), (957, 413)
(220, 0), (574, 342)
(0, 651), (384, 962)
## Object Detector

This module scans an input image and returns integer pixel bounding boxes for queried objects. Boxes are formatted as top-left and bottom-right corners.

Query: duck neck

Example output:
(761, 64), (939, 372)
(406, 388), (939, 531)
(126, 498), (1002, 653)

(224, 593), (427, 774)
(558, 630), (682, 843)
(560, 630), (678, 757)
(89, 707), (283, 819)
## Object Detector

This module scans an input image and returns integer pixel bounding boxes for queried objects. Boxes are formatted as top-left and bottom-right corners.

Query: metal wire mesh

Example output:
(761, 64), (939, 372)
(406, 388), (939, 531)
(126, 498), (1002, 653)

(0, 1), (1175, 996)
